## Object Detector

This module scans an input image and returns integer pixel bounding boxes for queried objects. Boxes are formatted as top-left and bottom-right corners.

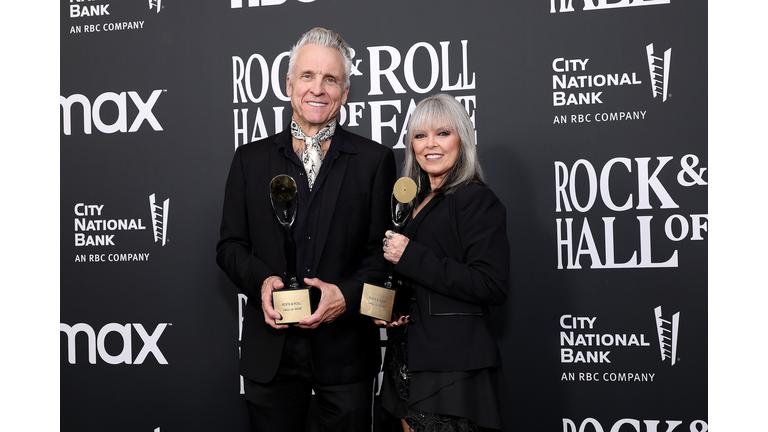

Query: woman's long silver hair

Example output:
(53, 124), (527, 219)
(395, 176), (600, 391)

(402, 93), (486, 201)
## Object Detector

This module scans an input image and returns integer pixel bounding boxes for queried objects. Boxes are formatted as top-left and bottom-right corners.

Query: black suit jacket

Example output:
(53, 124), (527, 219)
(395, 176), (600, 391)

(395, 183), (510, 372)
(216, 125), (396, 384)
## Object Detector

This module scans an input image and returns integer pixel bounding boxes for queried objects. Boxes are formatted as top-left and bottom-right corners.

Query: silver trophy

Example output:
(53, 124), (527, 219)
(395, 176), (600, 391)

(269, 174), (312, 325)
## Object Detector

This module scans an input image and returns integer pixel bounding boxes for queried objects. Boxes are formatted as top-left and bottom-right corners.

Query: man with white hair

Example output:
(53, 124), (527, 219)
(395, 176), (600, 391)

(217, 27), (396, 431)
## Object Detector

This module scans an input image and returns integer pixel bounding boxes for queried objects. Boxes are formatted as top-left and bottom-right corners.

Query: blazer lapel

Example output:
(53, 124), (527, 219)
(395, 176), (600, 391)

(406, 194), (441, 240)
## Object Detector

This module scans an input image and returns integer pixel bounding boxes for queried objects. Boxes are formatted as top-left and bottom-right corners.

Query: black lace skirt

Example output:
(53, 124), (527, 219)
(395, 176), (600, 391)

(381, 336), (508, 432)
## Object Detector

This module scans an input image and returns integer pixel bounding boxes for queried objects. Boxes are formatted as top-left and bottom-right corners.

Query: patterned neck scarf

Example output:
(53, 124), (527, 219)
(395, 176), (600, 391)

(290, 119), (335, 190)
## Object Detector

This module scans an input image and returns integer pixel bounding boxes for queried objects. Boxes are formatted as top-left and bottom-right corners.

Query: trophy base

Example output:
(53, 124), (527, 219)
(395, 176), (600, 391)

(273, 287), (312, 325)
(360, 283), (397, 321)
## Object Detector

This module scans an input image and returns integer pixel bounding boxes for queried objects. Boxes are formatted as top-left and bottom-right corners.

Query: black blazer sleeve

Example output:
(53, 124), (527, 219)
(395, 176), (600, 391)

(216, 142), (280, 300)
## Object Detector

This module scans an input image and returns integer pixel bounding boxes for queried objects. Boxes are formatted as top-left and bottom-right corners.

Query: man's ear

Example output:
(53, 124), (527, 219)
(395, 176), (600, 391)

(286, 76), (293, 97)
(341, 84), (349, 105)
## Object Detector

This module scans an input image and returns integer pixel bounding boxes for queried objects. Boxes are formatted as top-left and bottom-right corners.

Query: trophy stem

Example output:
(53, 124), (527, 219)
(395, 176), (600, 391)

(384, 271), (393, 289)
(282, 224), (300, 289)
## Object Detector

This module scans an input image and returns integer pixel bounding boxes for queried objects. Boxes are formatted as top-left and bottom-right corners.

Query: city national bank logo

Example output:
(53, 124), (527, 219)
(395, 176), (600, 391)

(149, 194), (170, 246)
(68, 0), (161, 34)
(60, 322), (170, 365)
(559, 314), (651, 365)
(74, 202), (146, 247)
(551, 0), (670, 13)
(654, 306), (680, 365)
(60, 90), (165, 136)
(558, 309), (687, 384)
(551, 43), (677, 124)
(69, 1), (110, 18)
(646, 43), (671, 102)
(231, 0), (315, 8)
(72, 193), (171, 263)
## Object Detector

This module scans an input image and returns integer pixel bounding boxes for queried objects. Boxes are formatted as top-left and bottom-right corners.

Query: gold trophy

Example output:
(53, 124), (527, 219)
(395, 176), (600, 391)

(360, 177), (417, 321)
(269, 174), (312, 325)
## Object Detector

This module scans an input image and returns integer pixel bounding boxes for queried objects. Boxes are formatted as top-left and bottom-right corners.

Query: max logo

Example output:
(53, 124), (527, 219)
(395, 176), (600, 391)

(60, 322), (169, 364)
(60, 90), (164, 136)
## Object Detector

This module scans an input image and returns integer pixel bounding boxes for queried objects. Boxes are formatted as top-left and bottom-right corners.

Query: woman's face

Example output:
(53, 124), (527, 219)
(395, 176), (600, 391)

(411, 123), (461, 188)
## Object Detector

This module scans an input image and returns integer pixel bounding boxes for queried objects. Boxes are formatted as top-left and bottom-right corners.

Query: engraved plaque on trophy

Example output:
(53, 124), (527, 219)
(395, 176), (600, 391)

(360, 177), (417, 321)
(269, 174), (312, 325)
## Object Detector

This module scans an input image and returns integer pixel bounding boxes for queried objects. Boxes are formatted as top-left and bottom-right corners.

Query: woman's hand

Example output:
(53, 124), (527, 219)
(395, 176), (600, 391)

(373, 314), (410, 328)
(382, 230), (409, 265)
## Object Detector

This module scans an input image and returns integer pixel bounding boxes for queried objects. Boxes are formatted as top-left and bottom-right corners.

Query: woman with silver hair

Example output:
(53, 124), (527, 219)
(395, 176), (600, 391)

(378, 93), (511, 432)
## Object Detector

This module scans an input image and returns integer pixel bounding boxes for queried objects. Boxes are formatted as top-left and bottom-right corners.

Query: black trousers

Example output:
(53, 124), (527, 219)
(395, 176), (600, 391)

(243, 333), (375, 432)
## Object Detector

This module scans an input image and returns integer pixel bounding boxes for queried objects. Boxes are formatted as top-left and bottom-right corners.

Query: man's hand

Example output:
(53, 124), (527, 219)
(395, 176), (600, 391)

(297, 278), (346, 329)
(261, 275), (289, 330)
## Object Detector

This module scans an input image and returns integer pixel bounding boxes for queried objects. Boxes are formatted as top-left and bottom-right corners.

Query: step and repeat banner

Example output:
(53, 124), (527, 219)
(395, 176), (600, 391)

(60, 1), (707, 431)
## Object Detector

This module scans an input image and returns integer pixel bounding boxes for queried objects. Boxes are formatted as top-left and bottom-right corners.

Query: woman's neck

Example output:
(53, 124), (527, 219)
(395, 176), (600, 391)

(428, 174), (445, 192)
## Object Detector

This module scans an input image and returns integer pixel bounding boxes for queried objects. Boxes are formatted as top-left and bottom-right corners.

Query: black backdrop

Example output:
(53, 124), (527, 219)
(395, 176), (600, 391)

(59, 1), (708, 431)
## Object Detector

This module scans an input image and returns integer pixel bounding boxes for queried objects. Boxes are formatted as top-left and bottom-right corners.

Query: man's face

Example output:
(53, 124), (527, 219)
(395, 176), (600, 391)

(287, 44), (349, 135)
